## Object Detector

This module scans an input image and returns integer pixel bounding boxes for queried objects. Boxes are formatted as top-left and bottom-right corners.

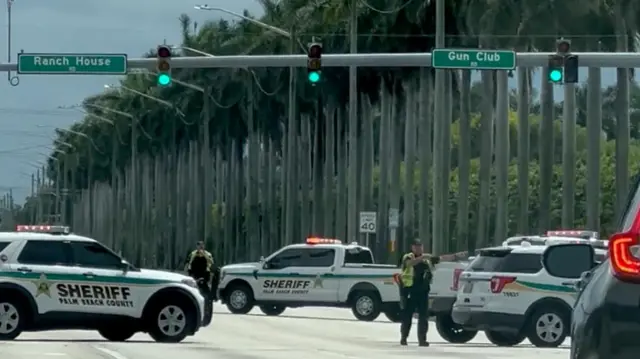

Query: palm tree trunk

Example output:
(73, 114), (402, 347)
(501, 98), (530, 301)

(495, 71), (509, 244)
(516, 67), (530, 234)
(538, 68), (555, 231)
(403, 82), (416, 248)
(614, 5), (630, 222)
(324, 103), (336, 236)
(457, 70), (471, 251)
(377, 89), (391, 258)
(562, 82), (577, 228)
(476, 71), (494, 248)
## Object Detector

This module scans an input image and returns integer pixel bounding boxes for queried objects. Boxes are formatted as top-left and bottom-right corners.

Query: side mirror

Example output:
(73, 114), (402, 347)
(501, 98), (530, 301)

(259, 256), (265, 263)
(119, 260), (130, 272)
(542, 243), (594, 278)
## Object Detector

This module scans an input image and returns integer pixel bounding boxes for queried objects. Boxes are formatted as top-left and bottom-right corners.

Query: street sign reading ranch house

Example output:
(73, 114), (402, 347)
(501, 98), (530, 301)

(17, 53), (127, 75)
(431, 49), (516, 70)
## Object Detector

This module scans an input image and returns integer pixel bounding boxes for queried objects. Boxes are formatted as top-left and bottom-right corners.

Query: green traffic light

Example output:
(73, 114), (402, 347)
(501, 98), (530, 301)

(308, 71), (320, 83)
(549, 69), (562, 82)
(158, 74), (171, 86)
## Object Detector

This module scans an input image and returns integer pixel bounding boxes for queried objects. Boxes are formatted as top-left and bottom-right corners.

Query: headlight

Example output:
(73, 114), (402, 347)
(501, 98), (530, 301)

(181, 278), (198, 288)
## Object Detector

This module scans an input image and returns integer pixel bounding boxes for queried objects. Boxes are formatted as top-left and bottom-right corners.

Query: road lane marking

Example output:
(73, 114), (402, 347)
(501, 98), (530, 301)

(94, 347), (128, 359)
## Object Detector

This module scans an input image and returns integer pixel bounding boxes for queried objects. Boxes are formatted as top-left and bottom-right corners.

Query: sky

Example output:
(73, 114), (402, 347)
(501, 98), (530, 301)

(0, 0), (635, 204)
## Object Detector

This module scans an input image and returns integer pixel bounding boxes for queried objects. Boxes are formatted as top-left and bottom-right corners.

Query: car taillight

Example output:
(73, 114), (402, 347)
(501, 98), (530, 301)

(451, 269), (464, 290)
(609, 232), (640, 282)
(490, 276), (516, 293)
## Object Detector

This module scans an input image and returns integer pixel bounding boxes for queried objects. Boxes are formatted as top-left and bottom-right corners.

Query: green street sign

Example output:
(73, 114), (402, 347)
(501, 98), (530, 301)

(431, 49), (516, 70)
(17, 53), (127, 75)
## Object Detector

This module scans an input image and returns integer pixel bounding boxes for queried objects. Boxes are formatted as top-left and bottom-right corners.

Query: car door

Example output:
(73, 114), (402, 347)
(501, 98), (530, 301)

(13, 239), (76, 315)
(67, 240), (138, 317)
(301, 248), (337, 302)
(255, 248), (311, 301)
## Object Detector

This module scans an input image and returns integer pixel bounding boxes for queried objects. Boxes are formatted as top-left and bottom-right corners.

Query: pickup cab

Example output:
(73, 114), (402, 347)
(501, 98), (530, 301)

(217, 238), (477, 343)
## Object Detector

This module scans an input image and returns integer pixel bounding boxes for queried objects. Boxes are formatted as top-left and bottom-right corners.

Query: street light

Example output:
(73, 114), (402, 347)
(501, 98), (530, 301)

(193, 4), (306, 52)
(104, 84), (184, 116)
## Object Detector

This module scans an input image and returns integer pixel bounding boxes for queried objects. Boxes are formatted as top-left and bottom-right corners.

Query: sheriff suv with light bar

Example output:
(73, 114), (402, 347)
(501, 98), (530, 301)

(217, 237), (479, 343)
(0, 225), (207, 342)
(452, 232), (607, 348)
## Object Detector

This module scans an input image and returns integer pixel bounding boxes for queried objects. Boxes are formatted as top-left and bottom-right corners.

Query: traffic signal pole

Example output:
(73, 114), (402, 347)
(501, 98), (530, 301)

(1, 52), (640, 71)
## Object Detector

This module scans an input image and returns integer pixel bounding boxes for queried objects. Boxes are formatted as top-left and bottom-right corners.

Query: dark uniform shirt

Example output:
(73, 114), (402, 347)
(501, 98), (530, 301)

(412, 261), (430, 292)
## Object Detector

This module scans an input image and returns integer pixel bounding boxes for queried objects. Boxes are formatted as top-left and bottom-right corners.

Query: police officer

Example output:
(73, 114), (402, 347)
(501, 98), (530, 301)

(185, 241), (215, 294)
(399, 239), (435, 346)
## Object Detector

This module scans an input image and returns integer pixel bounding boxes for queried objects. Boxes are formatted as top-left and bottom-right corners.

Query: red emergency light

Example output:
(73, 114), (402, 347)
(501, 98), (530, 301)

(16, 225), (70, 234)
(306, 237), (341, 244)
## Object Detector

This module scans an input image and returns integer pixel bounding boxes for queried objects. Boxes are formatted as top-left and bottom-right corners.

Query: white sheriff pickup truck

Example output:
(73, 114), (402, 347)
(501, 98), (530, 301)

(217, 238), (478, 343)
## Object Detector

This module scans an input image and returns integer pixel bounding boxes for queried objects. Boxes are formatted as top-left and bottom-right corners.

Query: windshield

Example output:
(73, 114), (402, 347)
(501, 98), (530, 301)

(344, 248), (374, 264)
(468, 249), (511, 271)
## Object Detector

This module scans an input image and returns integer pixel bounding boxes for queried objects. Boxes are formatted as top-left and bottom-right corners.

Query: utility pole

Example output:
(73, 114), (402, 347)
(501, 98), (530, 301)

(111, 130), (118, 249)
(55, 162), (61, 223)
(346, 0), (358, 245)
(203, 86), (212, 247)
(432, 0), (445, 255)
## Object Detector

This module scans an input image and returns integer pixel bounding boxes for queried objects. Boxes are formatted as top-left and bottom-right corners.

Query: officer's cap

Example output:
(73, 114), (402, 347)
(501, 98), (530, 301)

(411, 239), (423, 247)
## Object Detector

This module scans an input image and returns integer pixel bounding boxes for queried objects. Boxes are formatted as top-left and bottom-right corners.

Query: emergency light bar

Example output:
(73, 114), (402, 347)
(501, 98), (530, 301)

(306, 237), (342, 244)
(16, 225), (70, 234)
(546, 230), (598, 239)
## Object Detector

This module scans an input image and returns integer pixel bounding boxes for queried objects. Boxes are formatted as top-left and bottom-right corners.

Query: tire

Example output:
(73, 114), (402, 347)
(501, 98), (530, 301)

(0, 298), (25, 340)
(525, 306), (570, 347)
(485, 330), (526, 346)
(259, 304), (286, 316)
(147, 300), (196, 343)
(202, 300), (213, 327)
(435, 314), (478, 344)
(383, 305), (402, 323)
(98, 327), (136, 342)
(350, 291), (381, 321)
(225, 284), (255, 314)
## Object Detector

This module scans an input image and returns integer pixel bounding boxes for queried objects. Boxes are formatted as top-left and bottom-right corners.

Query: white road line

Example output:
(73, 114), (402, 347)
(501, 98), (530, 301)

(93, 347), (129, 359)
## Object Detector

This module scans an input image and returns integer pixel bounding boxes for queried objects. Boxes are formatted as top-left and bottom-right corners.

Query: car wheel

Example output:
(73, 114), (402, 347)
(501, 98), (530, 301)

(148, 302), (195, 343)
(485, 330), (526, 346)
(350, 291), (381, 321)
(98, 327), (136, 342)
(0, 299), (25, 340)
(526, 307), (569, 347)
(259, 304), (286, 316)
(383, 304), (402, 322)
(435, 314), (478, 344)
(225, 284), (255, 314)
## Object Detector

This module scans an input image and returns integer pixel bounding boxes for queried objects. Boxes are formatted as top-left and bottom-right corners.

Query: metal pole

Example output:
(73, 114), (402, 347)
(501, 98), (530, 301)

(203, 86), (212, 245)
(284, 28), (297, 245)
(432, 0), (445, 255)
(55, 162), (61, 222)
(111, 131), (118, 249)
(347, 0), (358, 244)
(8, 52), (640, 70)
(562, 83), (576, 227)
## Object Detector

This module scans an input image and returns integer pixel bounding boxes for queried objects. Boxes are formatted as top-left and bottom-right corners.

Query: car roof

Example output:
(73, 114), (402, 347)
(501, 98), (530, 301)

(0, 232), (96, 242)
(480, 244), (608, 256)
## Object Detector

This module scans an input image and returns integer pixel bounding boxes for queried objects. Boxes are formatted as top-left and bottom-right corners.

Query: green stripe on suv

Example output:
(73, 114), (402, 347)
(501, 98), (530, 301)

(517, 280), (577, 293)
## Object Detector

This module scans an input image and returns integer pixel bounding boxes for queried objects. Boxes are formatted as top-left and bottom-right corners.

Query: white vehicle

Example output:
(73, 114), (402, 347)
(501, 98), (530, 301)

(217, 237), (478, 342)
(0, 225), (207, 342)
(452, 240), (607, 348)
(502, 230), (603, 247)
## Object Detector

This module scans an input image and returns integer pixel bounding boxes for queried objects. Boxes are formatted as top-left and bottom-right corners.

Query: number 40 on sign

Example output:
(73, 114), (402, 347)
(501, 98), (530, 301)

(359, 212), (377, 233)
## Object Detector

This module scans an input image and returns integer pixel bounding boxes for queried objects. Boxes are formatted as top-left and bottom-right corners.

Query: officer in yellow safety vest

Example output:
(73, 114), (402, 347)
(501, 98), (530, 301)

(399, 239), (435, 346)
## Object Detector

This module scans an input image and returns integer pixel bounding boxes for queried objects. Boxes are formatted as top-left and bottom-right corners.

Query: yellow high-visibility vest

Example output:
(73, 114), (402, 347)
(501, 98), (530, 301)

(400, 253), (434, 287)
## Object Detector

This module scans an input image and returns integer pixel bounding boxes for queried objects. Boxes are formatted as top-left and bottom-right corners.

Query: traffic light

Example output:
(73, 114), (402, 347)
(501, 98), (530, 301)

(156, 45), (172, 86)
(307, 43), (322, 84)
(563, 55), (579, 84)
(547, 55), (564, 83)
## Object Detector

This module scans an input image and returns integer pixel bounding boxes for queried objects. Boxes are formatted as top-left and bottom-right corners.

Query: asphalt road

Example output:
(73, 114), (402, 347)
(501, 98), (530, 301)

(4, 306), (570, 359)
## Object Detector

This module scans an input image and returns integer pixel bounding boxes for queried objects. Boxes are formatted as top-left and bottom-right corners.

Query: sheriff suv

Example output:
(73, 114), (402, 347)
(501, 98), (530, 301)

(452, 238), (607, 347)
(0, 225), (206, 342)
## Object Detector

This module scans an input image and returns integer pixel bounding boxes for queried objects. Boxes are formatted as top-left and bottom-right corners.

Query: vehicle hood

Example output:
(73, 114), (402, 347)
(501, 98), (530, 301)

(222, 262), (260, 272)
(139, 269), (191, 282)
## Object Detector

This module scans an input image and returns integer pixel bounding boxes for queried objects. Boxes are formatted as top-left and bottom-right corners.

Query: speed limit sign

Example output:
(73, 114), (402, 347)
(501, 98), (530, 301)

(359, 211), (377, 233)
